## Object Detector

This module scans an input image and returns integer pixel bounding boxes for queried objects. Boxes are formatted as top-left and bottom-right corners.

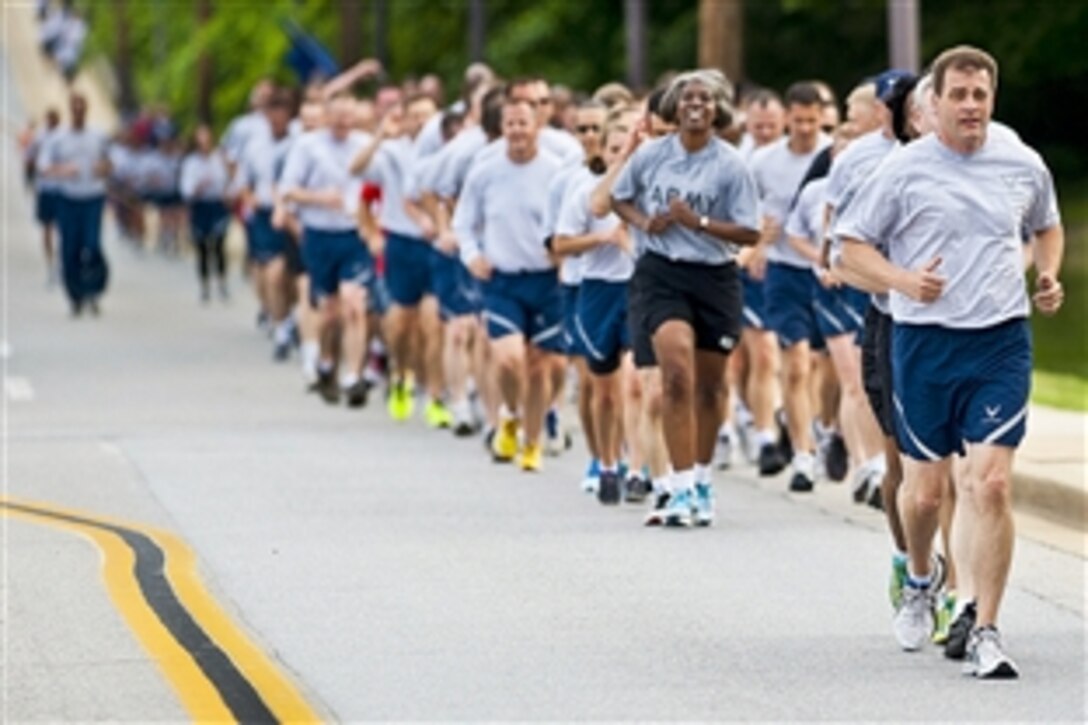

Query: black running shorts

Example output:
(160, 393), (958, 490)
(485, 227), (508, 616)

(861, 305), (896, 437)
(628, 252), (742, 368)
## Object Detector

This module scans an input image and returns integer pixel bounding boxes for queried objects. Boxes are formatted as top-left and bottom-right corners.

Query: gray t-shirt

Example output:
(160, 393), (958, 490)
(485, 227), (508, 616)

(611, 134), (760, 266)
(833, 132), (1060, 329)
(784, 176), (829, 269)
(180, 151), (231, 201)
(826, 130), (897, 213)
(279, 128), (373, 231)
(544, 160), (589, 285)
(431, 125), (488, 199)
(748, 133), (831, 268)
(452, 149), (561, 273)
(361, 136), (424, 238)
(556, 170), (634, 283)
(38, 126), (110, 199)
(240, 132), (295, 208)
(30, 127), (63, 192)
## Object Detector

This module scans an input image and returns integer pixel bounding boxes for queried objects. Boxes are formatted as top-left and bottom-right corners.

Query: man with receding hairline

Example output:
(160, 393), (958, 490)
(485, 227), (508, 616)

(837, 45), (1064, 678)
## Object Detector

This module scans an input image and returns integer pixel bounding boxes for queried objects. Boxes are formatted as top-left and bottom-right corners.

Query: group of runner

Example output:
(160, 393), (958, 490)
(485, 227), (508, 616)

(25, 45), (1065, 682)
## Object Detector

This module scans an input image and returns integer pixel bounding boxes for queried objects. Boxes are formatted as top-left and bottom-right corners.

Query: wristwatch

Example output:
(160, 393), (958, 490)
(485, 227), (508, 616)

(699, 215), (709, 231)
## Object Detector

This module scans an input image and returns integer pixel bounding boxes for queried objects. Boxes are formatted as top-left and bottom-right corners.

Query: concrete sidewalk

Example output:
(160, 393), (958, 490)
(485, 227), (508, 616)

(1014, 405), (1087, 531)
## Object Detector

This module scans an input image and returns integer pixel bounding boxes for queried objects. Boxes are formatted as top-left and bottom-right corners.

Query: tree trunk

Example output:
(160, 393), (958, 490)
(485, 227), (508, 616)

(115, 0), (137, 115)
(698, 0), (744, 85)
(373, 0), (389, 69)
(196, 0), (213, 124)
(624, 0), (646, 90)
(468, 0), (486, 62)
(887, 0), (920, 73)
(341, 0), (364, 66)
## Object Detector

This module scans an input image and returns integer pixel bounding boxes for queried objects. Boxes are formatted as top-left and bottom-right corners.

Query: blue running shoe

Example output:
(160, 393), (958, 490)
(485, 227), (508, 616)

(693, 482), (715, 527)
(664, 489), (693, 528)
(581, 459), (601, 494)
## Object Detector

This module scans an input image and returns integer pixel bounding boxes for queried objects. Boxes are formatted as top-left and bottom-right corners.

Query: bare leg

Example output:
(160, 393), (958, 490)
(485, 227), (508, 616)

(652, 321), (697, 472)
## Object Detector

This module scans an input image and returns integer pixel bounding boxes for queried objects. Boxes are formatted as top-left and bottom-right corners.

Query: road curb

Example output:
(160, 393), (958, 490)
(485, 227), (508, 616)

(1013, 471), (1087, 532)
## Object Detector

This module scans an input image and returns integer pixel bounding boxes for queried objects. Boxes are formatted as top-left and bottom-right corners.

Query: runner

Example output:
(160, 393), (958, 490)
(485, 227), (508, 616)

(452, 97), (563, 472)
(611, 69), (761, 526)
(237, 90), (298, 359)
(554, 109), (640, 504)
(748, 81), (832, 492)
(350, 93), (449, 426)
(28, 108), (62, 285)
(836, 46), (1064, 677)
(279, 94), (374, 407)
(180, 124), (233, 303)
(36, 92), (111, 317)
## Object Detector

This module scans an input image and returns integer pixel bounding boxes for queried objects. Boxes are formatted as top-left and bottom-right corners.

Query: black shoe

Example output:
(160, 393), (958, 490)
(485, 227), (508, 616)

(345, 379), (369, 408)
(70, 301), (83, 318)
(758, 443), (787, 476)
(273, 342), (291, 362)
(644, 492), (671, 526)
(788, 471), (815, 493)
(824, 433), (848, 482)
(623, 474), (649, 504)
(453, 420), (477, 437)
(316, 370), (340, 405)
(597, 471), (621, 505)
(87, 298), (101, 316)
(866, 483), (884, 510)
(944, 600), (977, 660)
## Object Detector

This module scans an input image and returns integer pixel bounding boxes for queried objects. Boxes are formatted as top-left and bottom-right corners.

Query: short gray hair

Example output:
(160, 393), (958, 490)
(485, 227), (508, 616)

(660, 69), (735, 129)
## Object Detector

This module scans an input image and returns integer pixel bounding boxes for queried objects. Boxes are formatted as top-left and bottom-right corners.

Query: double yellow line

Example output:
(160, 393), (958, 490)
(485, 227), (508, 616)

(2, 498), (322, 723)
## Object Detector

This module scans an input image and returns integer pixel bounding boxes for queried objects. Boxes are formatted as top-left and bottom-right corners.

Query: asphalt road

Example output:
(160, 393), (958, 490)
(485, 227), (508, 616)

(2, 140), (1086, 721)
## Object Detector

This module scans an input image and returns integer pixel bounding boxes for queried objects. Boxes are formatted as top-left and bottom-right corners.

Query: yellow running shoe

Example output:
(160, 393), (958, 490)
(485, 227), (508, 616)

(425, 399), (453, 429)
(517, 442), (543, 472)
(387, 379), (415, 422)
(491, 417), (519, 462)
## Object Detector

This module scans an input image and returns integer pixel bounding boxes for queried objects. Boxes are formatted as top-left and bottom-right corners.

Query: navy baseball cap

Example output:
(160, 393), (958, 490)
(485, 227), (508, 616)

(874, 69), (918, 104)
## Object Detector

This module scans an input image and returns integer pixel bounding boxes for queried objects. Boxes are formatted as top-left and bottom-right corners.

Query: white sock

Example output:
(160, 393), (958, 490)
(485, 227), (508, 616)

(601, 462), (618, 474)
(274, 320), (292, 345)
(317, 358), (335, 375)
(717, 422), (735, 440)
(694, 463), (712, 486)
(652, 474), (672, 494)
(302, 341), (319, 365)
(793, 451), (816, 478)
(757, 428), (777, 446)
(867, 454), (887, 476)
(735, 401), (754, 427)
(340, 372), (359, 389)
(499, 404), (518, 421)
(671, 468), (695, 494)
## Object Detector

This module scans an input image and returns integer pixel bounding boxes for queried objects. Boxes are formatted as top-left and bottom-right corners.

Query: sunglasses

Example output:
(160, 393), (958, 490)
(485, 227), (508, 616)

(576, 124), (601, 133)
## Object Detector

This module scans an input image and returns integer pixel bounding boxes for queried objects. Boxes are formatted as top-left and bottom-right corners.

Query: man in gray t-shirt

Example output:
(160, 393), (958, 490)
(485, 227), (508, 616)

(837, 47), (1064, 677)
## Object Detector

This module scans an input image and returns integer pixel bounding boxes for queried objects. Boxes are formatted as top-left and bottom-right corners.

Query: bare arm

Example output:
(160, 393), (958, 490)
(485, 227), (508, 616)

(320, 58), (383, 101)
(1031, 223), (1065, 315)
(838, 238), (945, 302)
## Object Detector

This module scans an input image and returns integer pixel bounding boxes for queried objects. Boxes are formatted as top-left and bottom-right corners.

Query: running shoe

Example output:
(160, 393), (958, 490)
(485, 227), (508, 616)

(425, 399), (453, 429)
(776, 409), (793, 461)
(963, 626), (1019, 679)
(663, 489), (693, 528)
(866, 482), (884, 510)
(315, 369), (340, 405)
(852, 465), (883, 504)
(492, 418), (519, 463)
(517, 442), (543, 472)
(788, 453), (816, 493)
(944, 600), (977, 661)
(387, 379), (415, 422)
(933, 591), (956, 645)
(692, 482), (715, 527)
(273, 341), (291, 362)
(758, 442), (788, 476)
(581, 459), (601, 494)
(544, 408), (563, 456)
(823, 432), (849, 482)
(644, 491), (671, 526)
(623, 473), (649, 504)
(345, 379), (370, 409)
(717, 431), (736, 470)
(597, 470), (621, 505)
(893, 583), (936, 651)
(889, 555), (909, 610)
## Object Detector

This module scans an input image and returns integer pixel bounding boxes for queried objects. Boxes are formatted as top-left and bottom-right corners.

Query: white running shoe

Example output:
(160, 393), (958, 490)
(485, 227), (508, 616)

(893, 584), (936, 651)
(963, 626), (1019, 679)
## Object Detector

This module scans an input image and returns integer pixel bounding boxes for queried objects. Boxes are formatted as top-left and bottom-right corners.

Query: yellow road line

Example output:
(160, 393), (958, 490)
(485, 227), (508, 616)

(2, 497), (322, 723)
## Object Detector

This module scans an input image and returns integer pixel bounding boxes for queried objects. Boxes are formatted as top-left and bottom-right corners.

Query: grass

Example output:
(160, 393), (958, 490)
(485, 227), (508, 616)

(1032, 370), (1088, 412)
(1030, 179), (1088, 410)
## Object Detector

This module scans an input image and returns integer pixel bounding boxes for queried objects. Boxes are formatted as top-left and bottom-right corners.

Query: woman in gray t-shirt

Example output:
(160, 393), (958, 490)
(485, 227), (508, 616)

(610, 69), (761, 527)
